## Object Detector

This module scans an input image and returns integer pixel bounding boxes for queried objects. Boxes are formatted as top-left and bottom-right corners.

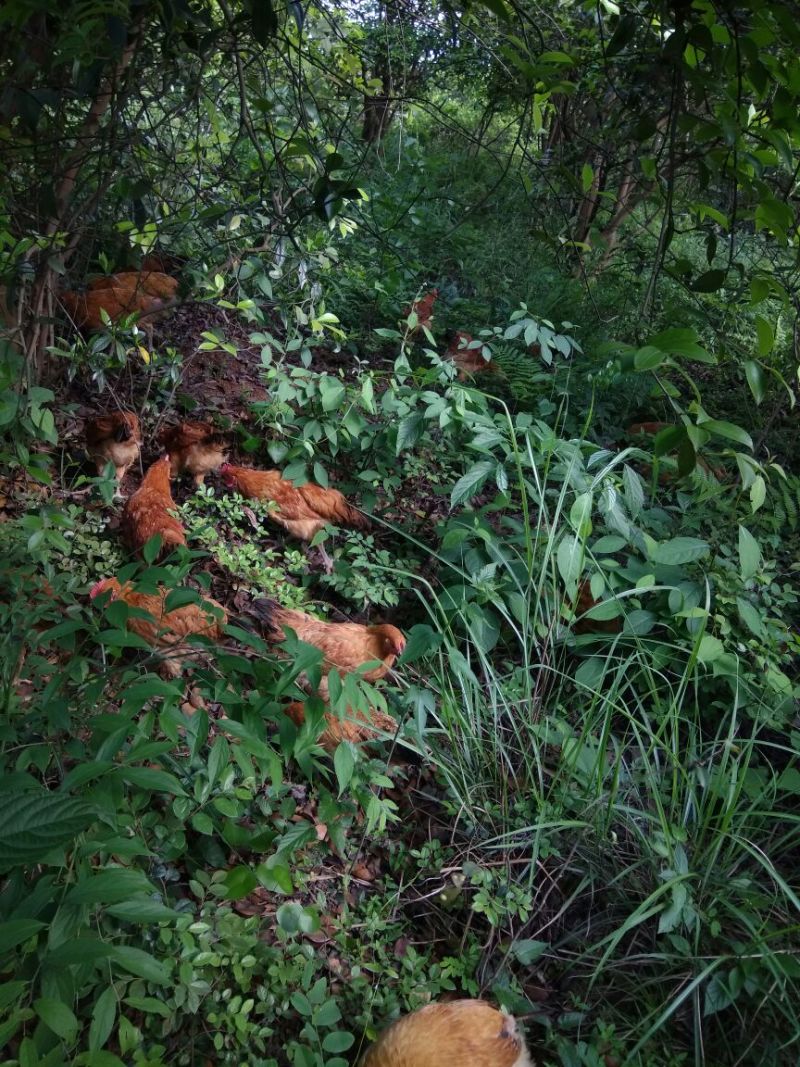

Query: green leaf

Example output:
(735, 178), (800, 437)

(65, 869), (155, 906)
(450, 460), (495, 508)
(89, 987), (117, 1052)
(557, 533), (582, 590)
(106, 899), (179, 923)
(323, 1031), (355, 1053)
(633, 345), (666, 371)
(0, 794), (93, 872)
(0, 981), (27, 1012)
(743, 361), (766, 405)
(696, 634), (724, 663)
(650, 537), (710, 566)
(0, 919), (45, 955)
(738, 525), (760, 581)
(581, 163), (594, 192)
(222, 866), (258, 900)
(749, 475), (766, 513)
(110, 945), (170, 984)
(512, 938), (548, 964)
(334, 742), (356, 794)
(755, 315), (774, 356)
(33, 997), (79, 1041)
(736, 597), (764, 637)
(691, 269), (726, 293)
(395, 412), (424, 455)
(120, 767), (186, 795)
(123, 996), (170, 1018)
(697, 419), (752, 448)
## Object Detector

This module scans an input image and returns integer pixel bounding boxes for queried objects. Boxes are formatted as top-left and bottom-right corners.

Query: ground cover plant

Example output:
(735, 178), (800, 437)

(1, 0), (799, 1065)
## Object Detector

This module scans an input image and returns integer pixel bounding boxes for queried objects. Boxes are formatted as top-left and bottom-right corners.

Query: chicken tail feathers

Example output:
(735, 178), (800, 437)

(245, 597), (285, 639)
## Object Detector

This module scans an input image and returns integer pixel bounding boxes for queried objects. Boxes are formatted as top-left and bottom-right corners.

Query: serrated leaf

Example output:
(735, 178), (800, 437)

(450, 460), (495, 508)
(396, 412), (424, 455)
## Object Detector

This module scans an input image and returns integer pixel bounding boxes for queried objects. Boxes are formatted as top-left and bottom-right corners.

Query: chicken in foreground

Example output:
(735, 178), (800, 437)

(250, 598), (405, 685)
(90, 577), (226, 678)
(85, 411), (142, 493)
(360, 1000), (532, 1067)
(219, 462), (370, 571)
(159, 421), (228, 485)
(121, 454), (187, 557)
(60, 286), (167, 333)
(88, 270), (179, 300)
(284, 699), (398, 752)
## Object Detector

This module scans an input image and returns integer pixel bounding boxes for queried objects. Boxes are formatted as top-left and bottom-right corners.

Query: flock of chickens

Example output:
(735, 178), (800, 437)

(75, 277), (533, 1065)
(85, 408), (406, 751)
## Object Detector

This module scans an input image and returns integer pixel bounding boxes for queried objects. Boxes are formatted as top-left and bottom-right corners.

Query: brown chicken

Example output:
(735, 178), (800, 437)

(404, 288), (439, 336)
(60, 286), (166, 333)
(446, 331), (500, 380)
(90, 577), (226, 678)
(120, 454), (187, 557)
(85, 411), (142, 492)
(360, 1000), (532, 1067)
(284, 699), (398, 751)
(219, 462), (370, 570)
(159, 421), (228, 485)
(251, 598), (405, 684)
(572, 579), (623, 635)
(89, 270), (179, 300)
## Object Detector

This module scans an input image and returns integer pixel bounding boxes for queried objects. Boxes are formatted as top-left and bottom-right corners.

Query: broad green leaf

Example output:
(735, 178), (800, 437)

(512, 938), (548, 964)
(450, 460), (495, 508)
(736, 597), (764, 637)
(89, 987), (117, 1052)
(396, 412), (424, 455)
(334, 742), (356, 794)
(650, 537), (710, 565)
(696, 634), (724, 663)
(749, 475), (766, 512)
(738, 525), (760, 581)
(65, 869), (155, 906)
(33, 998), (78, 1041)
(557, 533), (583, 590)
(110, 945), (170, 984)
(222, 866), (258, 900)
(581, 163), (594, 192)
(743, 360), (766, 405)
(0, 919), (45, 955)
(0, 794), (93, 872)
(698, 419), (752, 448)
(120, 767), (186, 796)
(323, 1031), (355, 1053)
(755, 315), (774, 356)
(633, 345), (666, 371)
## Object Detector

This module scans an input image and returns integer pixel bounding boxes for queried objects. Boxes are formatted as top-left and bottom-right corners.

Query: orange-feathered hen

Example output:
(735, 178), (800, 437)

(284, 699), (398, 751)
(90, 577), (226, 678)
(360, 1000), (532, 1067)
(446, 331), (500, 380)
(89, 270), (179, 300)
(85, 411), (142, 490)
(159, 421), (228, 486)
(404, 288), (439, 336)
(120, 454), (187, 557)
(60, 286), (166, 332)
(251, 598), (405, 683)
(219, 463), (370, 542)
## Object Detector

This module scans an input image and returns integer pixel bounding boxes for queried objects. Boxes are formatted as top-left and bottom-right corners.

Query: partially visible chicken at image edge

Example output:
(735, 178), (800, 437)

(159, 421), (228, 485)
(88, 270), (179, 300)
(90, 577), (226, 679)
(360, 999), (532, 1067)
(84, 411), (142, 493)
(121, 454), (187, 557)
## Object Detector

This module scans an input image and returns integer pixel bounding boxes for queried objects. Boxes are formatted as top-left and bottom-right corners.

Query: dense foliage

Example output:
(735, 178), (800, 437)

(1, 0), (799, 1064)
